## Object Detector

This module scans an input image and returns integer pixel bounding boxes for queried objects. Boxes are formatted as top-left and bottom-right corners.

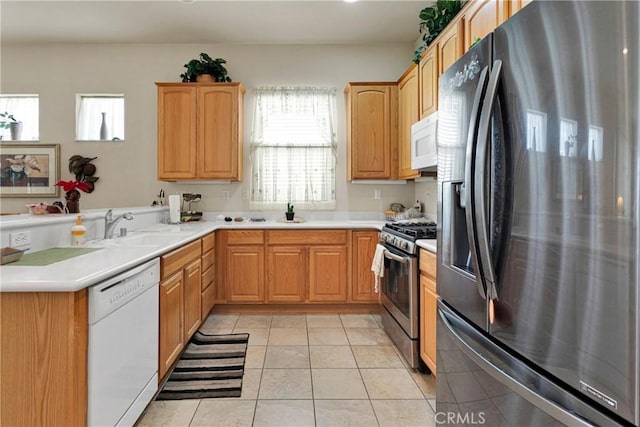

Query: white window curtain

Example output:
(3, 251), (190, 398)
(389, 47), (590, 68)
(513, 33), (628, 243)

(76, 95), (125, 141)
(0, 95), (39, 140)
(250, 86), (337, 210)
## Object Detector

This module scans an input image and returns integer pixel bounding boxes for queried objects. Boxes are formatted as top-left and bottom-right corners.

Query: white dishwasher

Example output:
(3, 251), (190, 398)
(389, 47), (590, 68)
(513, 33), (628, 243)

(88, 258), (160, 427)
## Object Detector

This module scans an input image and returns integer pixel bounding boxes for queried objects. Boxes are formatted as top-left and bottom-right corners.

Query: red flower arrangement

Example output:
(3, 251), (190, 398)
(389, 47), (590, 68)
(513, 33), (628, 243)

(55, 180), (90, 211)
(55, 180), (91, 193)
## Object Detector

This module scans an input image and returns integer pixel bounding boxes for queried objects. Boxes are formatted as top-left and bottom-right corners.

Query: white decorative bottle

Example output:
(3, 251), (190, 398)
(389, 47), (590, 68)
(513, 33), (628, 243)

(99, 112), (108, 140)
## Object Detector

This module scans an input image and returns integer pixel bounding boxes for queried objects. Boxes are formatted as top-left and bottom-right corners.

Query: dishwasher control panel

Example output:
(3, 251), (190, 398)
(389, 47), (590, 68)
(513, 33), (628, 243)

(88, 258), (160, 324)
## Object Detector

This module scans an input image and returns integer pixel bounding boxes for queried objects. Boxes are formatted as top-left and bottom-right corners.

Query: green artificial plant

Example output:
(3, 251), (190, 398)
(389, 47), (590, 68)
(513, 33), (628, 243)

(0, 112), (19, 129)
(413, 0), (466, 64)
(287, 202), (295, 213)
(180, 53), (233, 83)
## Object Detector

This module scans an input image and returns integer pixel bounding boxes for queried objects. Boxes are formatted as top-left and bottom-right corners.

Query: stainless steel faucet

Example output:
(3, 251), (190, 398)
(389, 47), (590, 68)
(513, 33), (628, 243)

(104, 209), (134, 239)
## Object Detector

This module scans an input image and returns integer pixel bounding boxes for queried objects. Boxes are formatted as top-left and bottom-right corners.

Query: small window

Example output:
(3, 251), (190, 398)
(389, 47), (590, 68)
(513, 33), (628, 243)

(76, 94), (124, 141)
(0, 94), (39, 141)
(250, 86), (337, 210)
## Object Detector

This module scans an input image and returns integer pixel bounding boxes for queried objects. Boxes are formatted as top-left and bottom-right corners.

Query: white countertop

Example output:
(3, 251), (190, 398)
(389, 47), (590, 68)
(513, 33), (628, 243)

(0, 220), (384, 292)
(416, 239), (437, 253)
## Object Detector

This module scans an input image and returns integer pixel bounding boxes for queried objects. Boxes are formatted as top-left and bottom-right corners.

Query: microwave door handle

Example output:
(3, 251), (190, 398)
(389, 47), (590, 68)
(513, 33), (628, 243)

(474, 60), (502, 300)
(463, 66), (490, 300)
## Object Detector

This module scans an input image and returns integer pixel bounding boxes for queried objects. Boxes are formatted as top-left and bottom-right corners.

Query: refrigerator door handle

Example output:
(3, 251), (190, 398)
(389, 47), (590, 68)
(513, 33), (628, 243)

(437, 300), (596, 427)
(463, 66), (490, 300)
(474, 60), (502, 300)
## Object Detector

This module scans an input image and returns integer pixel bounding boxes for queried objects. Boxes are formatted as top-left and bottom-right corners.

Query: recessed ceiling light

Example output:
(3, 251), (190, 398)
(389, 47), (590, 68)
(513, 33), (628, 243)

(344, 0), (358, 3)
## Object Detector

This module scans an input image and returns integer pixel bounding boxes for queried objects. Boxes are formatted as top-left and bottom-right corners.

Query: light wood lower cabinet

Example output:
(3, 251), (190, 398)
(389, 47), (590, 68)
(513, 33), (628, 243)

(308, 246), (348, 302)
(226, 246), (265, 302)
(220, 229), (372, 304)
(159, 270), (185, 379)
(159, 239), (202, 380)
(0, 290), (88, 426)
(183, 258), (202, 339)
(267, 246), (306, 302)
(419, 248), (438, 374)
(201, 232), (216, 318)
(351, 230), (379, 302)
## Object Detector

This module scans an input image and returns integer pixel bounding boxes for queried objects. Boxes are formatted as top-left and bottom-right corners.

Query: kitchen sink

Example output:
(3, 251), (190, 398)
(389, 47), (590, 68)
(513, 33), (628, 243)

(88, 232), (192, 248)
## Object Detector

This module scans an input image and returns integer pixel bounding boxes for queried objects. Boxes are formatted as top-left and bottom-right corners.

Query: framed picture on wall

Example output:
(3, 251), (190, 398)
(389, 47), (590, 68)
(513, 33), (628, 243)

(0, 143), (60, 197)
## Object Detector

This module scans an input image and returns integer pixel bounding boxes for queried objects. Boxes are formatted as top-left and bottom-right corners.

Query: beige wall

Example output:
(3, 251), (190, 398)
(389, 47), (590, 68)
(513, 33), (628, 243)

(0, 42), (422, 215)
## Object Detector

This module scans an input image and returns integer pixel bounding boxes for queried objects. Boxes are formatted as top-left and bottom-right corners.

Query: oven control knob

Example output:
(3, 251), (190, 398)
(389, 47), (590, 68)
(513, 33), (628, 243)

(401, 241), (408, 249)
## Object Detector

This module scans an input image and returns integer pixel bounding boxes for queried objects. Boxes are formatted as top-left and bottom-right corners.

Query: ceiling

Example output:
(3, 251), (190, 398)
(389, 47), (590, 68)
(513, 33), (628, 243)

(1, 0), (430, 45)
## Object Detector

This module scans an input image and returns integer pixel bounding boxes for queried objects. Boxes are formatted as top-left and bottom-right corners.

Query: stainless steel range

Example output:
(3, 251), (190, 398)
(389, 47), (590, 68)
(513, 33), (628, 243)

(378, 220), (436, 370)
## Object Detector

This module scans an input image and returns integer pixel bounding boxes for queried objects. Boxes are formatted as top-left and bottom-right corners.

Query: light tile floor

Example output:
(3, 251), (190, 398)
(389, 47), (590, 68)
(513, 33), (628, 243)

(137, 313), (436, 427)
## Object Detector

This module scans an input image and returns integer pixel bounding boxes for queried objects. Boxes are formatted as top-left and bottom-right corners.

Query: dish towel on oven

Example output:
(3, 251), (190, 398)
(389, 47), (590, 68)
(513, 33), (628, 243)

(371, 244), (386, 294)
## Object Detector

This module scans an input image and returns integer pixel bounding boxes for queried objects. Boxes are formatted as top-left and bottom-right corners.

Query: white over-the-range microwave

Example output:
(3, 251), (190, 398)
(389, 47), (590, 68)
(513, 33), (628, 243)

(410, 111), (437, 172)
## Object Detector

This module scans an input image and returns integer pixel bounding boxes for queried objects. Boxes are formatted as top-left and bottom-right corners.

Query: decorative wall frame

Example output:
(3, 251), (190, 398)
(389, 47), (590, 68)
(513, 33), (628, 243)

(0, 143), (60, 197)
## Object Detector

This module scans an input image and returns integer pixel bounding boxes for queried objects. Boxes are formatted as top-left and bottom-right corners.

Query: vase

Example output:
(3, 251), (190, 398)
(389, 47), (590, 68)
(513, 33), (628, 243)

(66, 201), (80, 214)
(99, 112), (109, 140)
(10, 122), (23, 140)
(285, 212), (295, 221)
(196, 74), (214, 82)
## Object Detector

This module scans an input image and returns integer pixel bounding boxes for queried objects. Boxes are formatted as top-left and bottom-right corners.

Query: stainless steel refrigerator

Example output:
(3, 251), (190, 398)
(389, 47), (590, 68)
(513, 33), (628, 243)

(436, 1), (639, 426)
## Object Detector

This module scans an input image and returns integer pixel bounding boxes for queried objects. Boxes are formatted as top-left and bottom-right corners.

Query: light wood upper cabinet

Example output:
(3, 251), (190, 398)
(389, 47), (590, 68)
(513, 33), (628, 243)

(438, 19), (464, 76)
(345, 83), (399, 180)
(508, 0), (532, 18)
(267, 246), (306, 302)
(463, 0), (509, 51)
(419, 45), (439, 119)
(309, 246), (348, 302)
(156, 82), (244, 181)
(197, 86), (243, 179)
(398, 65), (420, 180)
(157, 86), (197, 180)
(351, 230), (379, 302)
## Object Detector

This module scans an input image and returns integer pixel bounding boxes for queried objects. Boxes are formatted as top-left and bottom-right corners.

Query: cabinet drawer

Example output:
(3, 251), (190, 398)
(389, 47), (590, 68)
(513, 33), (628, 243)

(161, 240), (201, 278)
(267, 230), (348, 245)
(201, 282), (216, 319)
(226, 230), (264, 245)
(201, 248), (215, 272)
(419, 249), (437, 280)
(201, 233), (215, 253)
(202, 264), (215, 292)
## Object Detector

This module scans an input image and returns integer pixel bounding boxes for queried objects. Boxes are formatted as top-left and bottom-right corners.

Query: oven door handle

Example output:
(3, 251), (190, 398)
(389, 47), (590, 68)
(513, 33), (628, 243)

(383, 250), (409, 264)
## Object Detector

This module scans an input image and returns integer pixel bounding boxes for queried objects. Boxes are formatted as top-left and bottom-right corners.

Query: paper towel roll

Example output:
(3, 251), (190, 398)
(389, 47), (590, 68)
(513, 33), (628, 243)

(169, 195), (181, 224)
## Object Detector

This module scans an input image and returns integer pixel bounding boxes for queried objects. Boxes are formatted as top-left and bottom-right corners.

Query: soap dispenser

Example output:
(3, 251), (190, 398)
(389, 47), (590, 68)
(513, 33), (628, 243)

(71, 215), (86, 246)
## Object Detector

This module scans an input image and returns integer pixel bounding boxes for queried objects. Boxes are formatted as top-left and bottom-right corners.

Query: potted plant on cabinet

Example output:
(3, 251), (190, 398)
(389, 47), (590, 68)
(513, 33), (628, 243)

(0, 112), (23, 140)
(413, 0), (466, 64)
(180, 53), (233, 83)
(285, 203), (295, 221)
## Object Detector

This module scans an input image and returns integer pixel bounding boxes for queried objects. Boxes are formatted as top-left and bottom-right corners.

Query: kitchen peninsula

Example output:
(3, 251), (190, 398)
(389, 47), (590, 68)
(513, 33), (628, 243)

(0, 212), (391, 426)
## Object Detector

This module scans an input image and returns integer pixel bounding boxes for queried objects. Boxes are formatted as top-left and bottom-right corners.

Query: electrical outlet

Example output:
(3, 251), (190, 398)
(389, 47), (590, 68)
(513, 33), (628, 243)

(374, 189), (381, 200)
(10, 231), (31, 247)
(222, 190), (230, 200)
